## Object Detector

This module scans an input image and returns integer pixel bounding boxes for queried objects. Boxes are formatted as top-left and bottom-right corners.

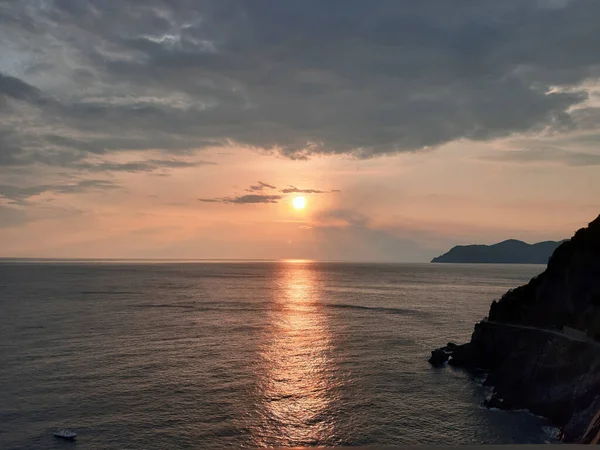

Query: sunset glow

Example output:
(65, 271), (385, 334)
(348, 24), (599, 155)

(292, 196), (307, 210)
(1, 1), (599, 262)
(4, 2), (600, 449)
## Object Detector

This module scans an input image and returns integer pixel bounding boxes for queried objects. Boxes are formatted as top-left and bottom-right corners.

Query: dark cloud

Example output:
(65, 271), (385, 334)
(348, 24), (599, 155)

(1, 0), (599, 170)
(245, 181), (277, 192)
(74, 159), (215, 173)
(204, 181), (335, 203)
(0, 179), (118, 204)
(280, 185), (330, 194)
(0, 73), (44, 103)
(199, 194), (283, 204)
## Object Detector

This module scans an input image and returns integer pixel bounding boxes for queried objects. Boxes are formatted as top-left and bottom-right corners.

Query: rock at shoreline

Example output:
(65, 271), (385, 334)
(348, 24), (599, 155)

(428, 348), (450, 366)
(430, 214), (600, 442)
(428, 342), (460, 366)
(428, 342), (473, 367)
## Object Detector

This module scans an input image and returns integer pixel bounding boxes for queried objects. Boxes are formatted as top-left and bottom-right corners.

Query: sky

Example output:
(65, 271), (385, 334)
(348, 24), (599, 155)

(1, 0), (600, 262)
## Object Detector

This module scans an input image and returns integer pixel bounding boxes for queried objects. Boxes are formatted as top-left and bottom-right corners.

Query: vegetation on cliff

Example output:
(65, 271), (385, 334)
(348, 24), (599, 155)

(488, 215), (600, 336)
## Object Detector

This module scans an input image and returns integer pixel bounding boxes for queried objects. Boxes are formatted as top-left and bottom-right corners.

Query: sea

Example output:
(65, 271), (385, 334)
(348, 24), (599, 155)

(0, 261), (561, 449)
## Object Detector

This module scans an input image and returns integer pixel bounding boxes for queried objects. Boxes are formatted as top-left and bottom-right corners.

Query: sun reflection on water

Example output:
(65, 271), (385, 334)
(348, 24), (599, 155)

(253, 261), (338, 447)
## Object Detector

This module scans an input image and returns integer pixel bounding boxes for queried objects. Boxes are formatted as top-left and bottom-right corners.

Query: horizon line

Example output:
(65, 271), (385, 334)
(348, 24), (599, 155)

(0, 257), (427, 264)
(0, 257), (548, 266)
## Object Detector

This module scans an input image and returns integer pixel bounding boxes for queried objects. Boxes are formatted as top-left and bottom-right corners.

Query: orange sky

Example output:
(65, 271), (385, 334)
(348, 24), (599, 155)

(2, 140), (598, 262)
(2, 1), (600, 261)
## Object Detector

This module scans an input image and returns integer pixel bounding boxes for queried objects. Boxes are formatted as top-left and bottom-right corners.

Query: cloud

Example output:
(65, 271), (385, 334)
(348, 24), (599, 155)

(280, 185), (330, 194)
(314, 209), (370, 227)
(0, 179), (118, 204)
(246, 181), (277, 192)
(1, 0), (600, 170)
(74, 159), (215, 173)
(0, 73), (43, 103)
(199, 194), (283, 204)
(202, 181), (336, 204)
(310, 208), (433, 261)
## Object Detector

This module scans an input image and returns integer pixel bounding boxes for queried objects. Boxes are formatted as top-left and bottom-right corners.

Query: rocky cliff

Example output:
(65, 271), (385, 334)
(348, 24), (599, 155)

(430, 214), (600, 442)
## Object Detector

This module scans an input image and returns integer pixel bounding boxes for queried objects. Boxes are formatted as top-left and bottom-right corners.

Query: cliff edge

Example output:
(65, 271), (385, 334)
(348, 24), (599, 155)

(430, 214), (600, 442)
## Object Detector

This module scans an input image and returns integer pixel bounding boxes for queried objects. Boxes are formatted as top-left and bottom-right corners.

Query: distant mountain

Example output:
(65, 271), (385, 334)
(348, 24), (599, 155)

(431, 239), (564, 264)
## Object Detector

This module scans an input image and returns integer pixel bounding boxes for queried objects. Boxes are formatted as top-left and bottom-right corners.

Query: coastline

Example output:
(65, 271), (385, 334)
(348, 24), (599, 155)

(430, 214), (600, 443)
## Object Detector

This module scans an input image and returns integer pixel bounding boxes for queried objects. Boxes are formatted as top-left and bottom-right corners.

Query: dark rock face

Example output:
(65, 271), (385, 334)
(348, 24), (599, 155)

(428, 342), (462, 366)
(488, 216), (600, 334)
(428, 348), (449, 366)
(431, 239), (563, 264)
(431, 214), (600, 442)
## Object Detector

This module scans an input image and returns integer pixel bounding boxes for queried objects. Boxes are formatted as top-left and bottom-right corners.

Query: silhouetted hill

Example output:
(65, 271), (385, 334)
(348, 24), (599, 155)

(431, 239), (563, 264)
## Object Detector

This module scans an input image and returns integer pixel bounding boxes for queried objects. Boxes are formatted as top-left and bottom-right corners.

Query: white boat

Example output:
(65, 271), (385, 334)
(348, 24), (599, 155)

(53, 429), (77, 440)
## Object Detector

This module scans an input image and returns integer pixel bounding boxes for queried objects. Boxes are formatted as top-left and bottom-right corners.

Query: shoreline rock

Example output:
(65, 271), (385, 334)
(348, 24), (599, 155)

(428, 342), (462, 366)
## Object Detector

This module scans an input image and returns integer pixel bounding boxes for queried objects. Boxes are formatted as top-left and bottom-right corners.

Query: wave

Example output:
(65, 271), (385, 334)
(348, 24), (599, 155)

(325, 303), (430, 316)
(81, 290), (136, 295)
(130, 303), (196, 309)
(17, 325), (45, 330)
(542, 425), (561, 440)
(130, 302), (270, 312)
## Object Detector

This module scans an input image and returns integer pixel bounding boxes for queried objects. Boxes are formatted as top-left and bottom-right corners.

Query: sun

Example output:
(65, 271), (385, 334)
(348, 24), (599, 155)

(292, 196), (307, 210)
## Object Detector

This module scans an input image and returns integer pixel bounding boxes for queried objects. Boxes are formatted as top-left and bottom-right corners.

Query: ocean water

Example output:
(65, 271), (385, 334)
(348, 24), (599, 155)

(0, 261), (559, 449)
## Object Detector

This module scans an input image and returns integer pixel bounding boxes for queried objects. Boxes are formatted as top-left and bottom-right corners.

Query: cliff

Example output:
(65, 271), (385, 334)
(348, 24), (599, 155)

(431, 239), (563, 264)
(430, 214), (600, 442)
